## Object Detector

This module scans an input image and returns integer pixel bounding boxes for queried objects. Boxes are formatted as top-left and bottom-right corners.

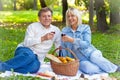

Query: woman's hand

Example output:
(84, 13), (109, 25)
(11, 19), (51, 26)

(62, 35), (74, 43)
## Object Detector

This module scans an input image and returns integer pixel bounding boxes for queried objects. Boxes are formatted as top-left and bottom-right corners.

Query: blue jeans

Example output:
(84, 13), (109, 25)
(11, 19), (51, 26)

(79, 50), (117, 74)
(2, 47), (40, 73)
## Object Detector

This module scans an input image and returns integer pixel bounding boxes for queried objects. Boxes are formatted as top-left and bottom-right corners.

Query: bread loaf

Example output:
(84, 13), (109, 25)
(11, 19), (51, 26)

(46, 54), (62, 63)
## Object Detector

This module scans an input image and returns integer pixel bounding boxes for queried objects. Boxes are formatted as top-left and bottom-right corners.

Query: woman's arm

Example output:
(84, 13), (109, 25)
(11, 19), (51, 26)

(73, 25), (92, 49)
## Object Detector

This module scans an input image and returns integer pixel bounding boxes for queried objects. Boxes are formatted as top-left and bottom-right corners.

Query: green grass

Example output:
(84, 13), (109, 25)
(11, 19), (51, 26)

(0, 25), (120, 79)
(0, 26), (26, 61)
(0, 10), (120, 79)
(0, 10), (62, 24)
(0, 11), (38, 23)
(92, 32), (120, 64)
(0, 75), (46, 80)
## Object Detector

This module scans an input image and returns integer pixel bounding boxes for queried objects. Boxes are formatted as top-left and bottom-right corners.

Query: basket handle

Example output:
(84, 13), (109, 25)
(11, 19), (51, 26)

(52, 46), (78, 60)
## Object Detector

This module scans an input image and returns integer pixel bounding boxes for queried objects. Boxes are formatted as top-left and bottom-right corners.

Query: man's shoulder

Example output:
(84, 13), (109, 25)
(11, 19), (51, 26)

(27, 22), (41, 28)
(29, 22), (40, 26)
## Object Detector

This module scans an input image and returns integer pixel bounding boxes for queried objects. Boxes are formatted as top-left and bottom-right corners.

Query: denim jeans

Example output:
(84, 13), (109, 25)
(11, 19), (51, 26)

(2, 47), (40, 73)
(79, 50), (117, 74)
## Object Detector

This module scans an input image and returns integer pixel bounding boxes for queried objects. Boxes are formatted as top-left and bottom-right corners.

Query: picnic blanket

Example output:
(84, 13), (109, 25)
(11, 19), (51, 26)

(0, 62), (109, 80)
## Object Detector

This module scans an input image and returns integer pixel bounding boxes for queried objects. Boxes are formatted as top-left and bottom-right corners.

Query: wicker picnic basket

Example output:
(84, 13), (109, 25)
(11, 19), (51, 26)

(50, 47), (79, 76)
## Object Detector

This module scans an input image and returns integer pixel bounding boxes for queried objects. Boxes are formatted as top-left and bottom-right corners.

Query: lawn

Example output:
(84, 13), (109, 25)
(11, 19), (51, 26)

(0, 10), (120, 79)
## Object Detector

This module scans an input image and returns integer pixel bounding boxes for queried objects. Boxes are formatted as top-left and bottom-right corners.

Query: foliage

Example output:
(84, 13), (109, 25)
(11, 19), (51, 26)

(109, 0), (120, 12)
(0, 0), (13, 10)
(52, 5), (62, 21)
(75, 0), (88, 10)
(0, 10), (63, 23)
(15, 0), (34, 10)
(44, 0), (56, 8)
(22, 0), (35, 10)
(0, 0), (40, 10)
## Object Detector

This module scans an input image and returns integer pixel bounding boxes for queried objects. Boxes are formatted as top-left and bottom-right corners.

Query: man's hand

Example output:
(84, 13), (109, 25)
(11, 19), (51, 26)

(41, 32), (55, 42)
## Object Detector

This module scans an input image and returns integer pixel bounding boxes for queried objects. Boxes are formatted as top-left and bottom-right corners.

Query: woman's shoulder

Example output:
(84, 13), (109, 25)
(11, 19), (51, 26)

(78, 24), (91, 30)
(76, 24), (91, 33)
(79, 24), (90, 28)
(62, 26), (70, 31)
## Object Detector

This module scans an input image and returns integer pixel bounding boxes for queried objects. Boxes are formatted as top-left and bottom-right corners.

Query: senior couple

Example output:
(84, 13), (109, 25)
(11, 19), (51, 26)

(0, 7), (119, 74)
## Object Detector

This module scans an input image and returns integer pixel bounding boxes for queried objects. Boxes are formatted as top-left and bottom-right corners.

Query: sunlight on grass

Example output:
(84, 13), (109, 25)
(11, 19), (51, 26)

(0, 11), (13, 16)
(0, 10), (63, 23)
(0, 11), (38, 23)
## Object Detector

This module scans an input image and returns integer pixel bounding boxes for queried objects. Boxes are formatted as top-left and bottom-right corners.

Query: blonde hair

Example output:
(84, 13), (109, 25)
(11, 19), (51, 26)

(66, 8), (82, 26)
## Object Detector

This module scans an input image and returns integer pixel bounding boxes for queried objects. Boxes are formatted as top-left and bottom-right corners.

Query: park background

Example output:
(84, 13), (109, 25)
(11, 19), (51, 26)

(0, 0), (120, 79)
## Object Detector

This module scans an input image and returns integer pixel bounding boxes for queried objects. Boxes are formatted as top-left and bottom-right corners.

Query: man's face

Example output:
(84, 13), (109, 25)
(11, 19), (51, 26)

(39, 11), (52, 28)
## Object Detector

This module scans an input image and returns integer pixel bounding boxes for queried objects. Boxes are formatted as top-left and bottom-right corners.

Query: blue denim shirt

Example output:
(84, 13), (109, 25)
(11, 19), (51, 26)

(61, 24), (96, 61)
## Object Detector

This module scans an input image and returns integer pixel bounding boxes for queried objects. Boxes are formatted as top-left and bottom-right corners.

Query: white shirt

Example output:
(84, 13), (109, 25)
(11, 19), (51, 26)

(18, 22), (61, 62)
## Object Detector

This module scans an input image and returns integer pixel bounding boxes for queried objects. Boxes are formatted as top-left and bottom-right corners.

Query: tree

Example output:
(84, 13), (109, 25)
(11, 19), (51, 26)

(0, 0), (3, 10)
(109, 0), (120, 25)
(89, 0), (94, 27)
(62, 0), (68, 22)
(33, 0), (37, 10)
(94, 0), (109, 32)
(13, 0), (17, 10)
(39, 0), (47, 8)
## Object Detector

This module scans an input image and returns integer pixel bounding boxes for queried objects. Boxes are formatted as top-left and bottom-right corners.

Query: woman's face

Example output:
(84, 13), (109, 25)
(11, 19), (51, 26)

(67, 12), (78, 27)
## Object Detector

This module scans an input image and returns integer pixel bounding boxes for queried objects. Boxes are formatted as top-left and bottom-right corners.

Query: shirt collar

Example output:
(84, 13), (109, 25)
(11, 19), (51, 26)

(39, 22), (52, 30)
(67, 25), (81, 33)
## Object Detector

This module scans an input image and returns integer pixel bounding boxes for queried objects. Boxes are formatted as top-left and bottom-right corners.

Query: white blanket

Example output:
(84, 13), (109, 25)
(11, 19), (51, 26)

(0, 62), (108, 80)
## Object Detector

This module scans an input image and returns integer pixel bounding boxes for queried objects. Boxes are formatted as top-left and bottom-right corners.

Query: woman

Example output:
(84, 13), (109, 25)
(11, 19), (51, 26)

(60, 7), (119, 74)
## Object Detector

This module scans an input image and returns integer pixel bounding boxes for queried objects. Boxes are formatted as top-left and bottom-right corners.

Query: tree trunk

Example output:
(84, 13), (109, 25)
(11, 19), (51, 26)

(39, 0), (47, 8)
(62, 0), (68, 22)
(13, 0), (17, 11)
(33, 0), (37, 10)
(0, 0), (3, 11)
(94, 0), (109, 32)
(89, 0), (94, 27)
(110, 0), (120, 25)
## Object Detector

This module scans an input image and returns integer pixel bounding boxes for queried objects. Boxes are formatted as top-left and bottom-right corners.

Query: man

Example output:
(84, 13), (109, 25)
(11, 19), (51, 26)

(0, 7), (61, 73)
